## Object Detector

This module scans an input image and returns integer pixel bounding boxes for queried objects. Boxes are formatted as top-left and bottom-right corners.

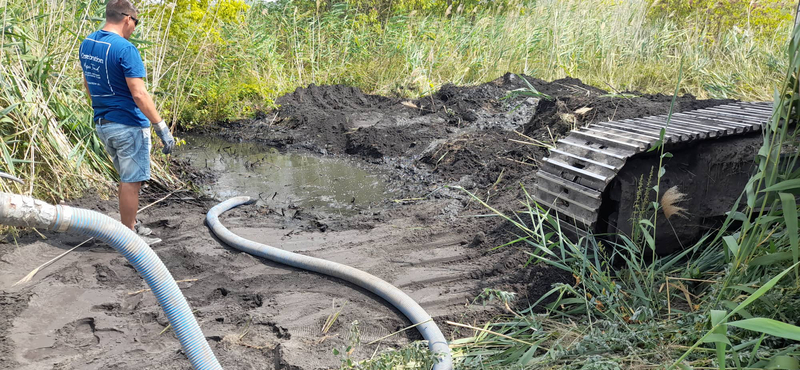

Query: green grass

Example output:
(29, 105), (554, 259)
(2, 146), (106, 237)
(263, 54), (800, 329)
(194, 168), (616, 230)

(220, 0), (789, 115)
(0, 0), (111, 200)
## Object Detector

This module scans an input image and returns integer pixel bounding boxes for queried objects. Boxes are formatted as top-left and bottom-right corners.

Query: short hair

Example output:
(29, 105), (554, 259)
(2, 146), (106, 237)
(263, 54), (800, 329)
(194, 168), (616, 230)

(105, 0), (138, 24)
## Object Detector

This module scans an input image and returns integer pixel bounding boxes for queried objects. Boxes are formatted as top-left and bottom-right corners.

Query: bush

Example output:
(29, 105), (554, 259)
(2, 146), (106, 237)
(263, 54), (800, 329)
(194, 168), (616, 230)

(648, 0), (794, 39)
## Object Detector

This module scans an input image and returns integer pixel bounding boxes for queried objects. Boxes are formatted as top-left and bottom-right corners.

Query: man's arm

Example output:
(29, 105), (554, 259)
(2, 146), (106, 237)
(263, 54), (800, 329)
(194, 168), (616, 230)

(125, 77), (162, 124)
(126, 77), (174, 154)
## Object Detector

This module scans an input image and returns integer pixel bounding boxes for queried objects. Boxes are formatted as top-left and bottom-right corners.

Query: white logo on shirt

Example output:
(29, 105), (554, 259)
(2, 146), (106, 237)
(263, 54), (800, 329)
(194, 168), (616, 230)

(82, 37), (115, 98)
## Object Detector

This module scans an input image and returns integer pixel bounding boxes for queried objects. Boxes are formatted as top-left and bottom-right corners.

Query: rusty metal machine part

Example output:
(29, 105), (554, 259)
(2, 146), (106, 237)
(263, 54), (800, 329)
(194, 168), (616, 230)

(533, 102), (773, 252)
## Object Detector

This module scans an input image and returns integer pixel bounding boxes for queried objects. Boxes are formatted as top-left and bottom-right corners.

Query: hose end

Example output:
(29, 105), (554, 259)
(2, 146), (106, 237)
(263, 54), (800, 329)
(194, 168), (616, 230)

(54, 205), (72, 232)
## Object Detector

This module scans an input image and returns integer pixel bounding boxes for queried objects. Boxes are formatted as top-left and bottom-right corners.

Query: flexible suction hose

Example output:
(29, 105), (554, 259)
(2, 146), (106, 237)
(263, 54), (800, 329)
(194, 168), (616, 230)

(206, 196), (453, 370)
(0, 193), (223, 370)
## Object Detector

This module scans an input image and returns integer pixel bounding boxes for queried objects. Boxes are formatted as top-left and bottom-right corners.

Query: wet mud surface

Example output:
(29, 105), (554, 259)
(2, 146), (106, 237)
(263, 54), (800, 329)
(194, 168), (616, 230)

(1, 74), (736, 369)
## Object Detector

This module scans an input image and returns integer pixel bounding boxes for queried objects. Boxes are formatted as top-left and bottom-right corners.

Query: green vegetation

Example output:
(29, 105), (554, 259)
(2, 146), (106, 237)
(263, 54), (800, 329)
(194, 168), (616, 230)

(0, 0), (188, 200)
(649, 0), (792, 37)
(1, 0), (793, 199)
(0, 1), (797, 369)
(1, 1), (110, 201)
(1, 2), (798, 366)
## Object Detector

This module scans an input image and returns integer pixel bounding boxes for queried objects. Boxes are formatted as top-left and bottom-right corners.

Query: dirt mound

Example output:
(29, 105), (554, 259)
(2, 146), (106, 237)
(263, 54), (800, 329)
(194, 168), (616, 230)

(203, 73), (739, 312)
(524, 80), (735, 139)
(274, 84), (402, 156)
(241, 74), (735, 191)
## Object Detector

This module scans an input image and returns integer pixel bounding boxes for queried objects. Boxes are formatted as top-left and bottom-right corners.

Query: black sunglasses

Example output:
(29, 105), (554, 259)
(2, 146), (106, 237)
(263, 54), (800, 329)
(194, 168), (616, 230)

(120, 12), (139, 26)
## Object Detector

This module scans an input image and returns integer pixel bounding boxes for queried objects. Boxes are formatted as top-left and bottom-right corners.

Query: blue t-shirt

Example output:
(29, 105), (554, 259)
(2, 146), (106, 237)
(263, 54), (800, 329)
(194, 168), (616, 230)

(79, 30), (149, 128)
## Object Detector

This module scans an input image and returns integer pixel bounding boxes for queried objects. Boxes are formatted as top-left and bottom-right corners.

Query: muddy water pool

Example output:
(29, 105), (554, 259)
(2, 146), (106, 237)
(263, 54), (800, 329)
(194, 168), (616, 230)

(177, 135), (388, 214)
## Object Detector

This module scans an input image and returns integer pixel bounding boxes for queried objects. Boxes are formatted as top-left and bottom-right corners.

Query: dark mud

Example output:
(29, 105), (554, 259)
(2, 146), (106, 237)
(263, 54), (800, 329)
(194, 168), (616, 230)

(212, 74), (733, 192)
(2, 74), (737, 369)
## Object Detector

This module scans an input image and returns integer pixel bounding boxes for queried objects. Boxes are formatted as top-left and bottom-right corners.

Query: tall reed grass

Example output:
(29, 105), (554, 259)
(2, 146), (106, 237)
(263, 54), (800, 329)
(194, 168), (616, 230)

(165, 0), (795, 126)
(0, 0), (181, 200)
(1, 0), (793, 199)
(246, 0), (790, 103)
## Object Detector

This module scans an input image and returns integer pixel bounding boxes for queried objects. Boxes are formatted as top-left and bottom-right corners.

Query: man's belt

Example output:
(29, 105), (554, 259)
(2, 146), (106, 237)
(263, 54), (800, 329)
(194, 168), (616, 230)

(95, 118), (114, 125)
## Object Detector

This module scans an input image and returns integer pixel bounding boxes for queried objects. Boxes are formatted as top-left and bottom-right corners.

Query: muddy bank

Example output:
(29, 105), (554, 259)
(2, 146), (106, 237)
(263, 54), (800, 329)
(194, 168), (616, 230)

(1, 74), (737, 369)
(212, 73), (733, 193)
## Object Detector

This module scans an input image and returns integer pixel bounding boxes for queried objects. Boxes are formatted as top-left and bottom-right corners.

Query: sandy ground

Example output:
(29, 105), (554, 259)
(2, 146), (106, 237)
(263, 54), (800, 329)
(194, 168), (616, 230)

(0, 74), (735, 369)
(1, 194), (548, 369)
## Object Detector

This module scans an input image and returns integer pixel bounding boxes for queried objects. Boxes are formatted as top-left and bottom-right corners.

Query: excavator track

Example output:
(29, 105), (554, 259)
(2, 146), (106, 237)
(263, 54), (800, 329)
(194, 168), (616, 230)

(533, 101), (773, 241)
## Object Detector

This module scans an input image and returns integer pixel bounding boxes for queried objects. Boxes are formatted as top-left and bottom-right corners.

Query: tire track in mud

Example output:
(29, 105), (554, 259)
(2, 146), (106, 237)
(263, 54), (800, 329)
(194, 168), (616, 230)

(212, 214), (512, 369)
(223, 213), (507, 319)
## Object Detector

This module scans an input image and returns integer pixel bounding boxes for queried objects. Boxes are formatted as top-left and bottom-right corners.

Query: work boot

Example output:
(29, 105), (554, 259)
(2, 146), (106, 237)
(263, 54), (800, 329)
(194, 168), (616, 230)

(134, 221), (160, 245)
(134, 220), (153, 236)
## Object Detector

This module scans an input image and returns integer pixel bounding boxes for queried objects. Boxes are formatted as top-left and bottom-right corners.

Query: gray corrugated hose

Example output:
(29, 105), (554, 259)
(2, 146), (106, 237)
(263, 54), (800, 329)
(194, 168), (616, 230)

(0, 193), (223, 370)
(206, 196), (453, 370)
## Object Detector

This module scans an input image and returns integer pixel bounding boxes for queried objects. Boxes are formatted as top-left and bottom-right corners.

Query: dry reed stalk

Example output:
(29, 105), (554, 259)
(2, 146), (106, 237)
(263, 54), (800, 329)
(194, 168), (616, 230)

(321, 300), (346, 335)
(138, 187), (183, 214)
(365, 318), (433, 345)
(661, 186), (689, 219)
(445, 320), (534, 346)
(12, 237), (94, 286)
(0, 172), (24, 184)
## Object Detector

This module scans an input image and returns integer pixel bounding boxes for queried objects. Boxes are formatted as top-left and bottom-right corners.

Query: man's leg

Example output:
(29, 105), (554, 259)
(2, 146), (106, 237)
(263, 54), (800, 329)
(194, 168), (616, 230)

(119, 181), (141, 230)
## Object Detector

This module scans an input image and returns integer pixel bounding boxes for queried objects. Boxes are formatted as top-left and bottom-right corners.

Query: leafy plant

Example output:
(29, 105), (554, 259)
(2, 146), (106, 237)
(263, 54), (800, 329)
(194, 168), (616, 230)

(502, 74), (554, 102)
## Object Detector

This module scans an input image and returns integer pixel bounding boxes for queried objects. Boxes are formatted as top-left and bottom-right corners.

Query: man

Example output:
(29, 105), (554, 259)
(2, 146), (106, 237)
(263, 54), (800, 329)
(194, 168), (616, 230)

(80, 0), (174, 245)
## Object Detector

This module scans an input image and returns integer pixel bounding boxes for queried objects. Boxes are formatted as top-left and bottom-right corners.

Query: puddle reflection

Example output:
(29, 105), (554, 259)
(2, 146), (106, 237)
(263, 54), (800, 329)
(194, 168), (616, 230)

(177, 135), (387, 214)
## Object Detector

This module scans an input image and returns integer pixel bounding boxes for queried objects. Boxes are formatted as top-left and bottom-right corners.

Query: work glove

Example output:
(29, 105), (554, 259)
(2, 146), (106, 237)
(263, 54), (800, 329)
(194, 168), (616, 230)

(154, 121), (175, 155)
